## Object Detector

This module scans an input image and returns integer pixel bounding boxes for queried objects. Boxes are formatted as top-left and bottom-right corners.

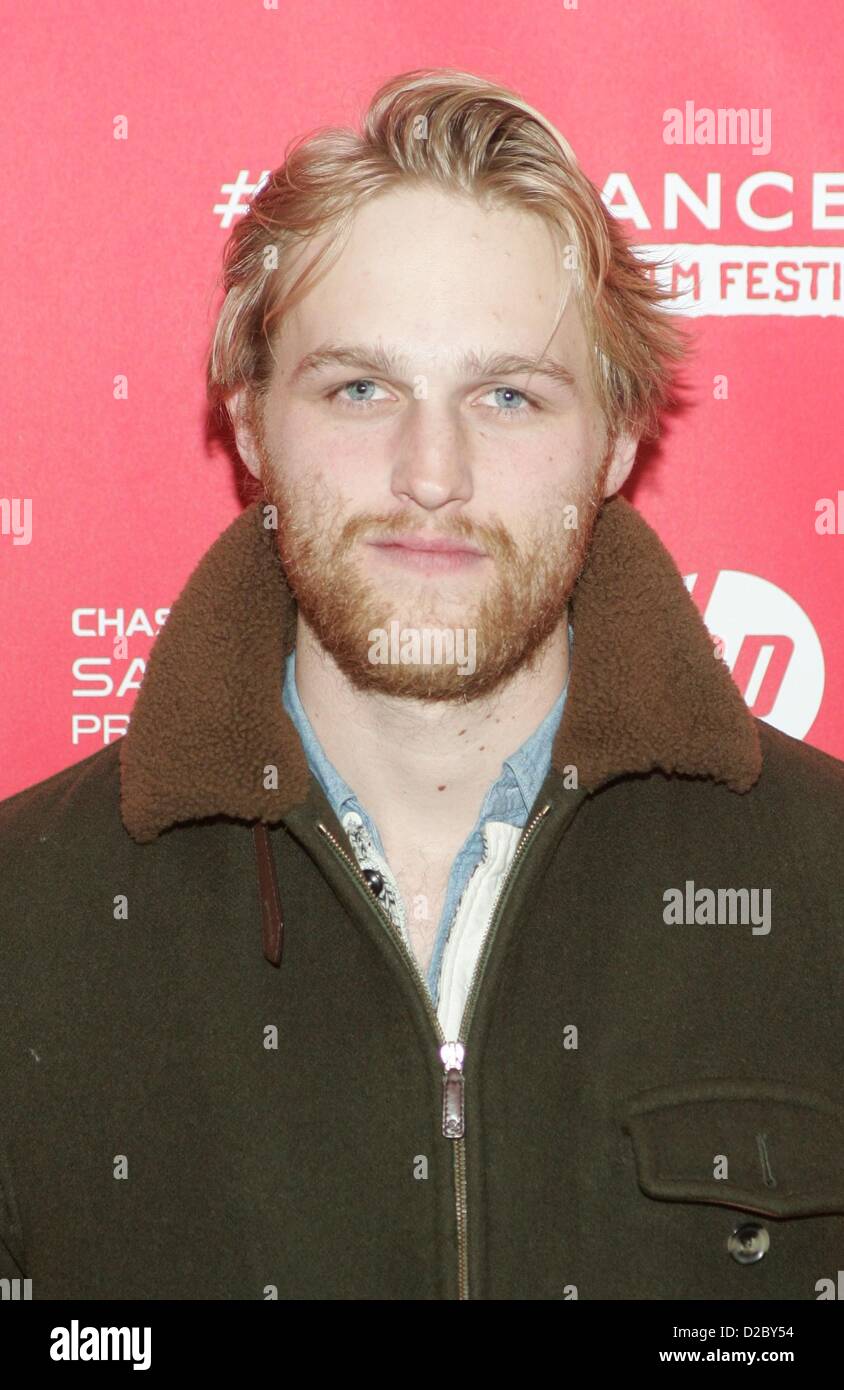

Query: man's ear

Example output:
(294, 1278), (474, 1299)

(602, 430), (640, 498)
(227, 386), (263, 481)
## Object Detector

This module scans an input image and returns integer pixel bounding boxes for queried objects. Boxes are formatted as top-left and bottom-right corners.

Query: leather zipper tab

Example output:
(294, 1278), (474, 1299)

(440, 1041), (465, 1139)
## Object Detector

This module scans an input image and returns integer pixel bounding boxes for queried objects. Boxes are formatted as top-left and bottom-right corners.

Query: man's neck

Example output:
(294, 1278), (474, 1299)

(292, 616), (570, 861)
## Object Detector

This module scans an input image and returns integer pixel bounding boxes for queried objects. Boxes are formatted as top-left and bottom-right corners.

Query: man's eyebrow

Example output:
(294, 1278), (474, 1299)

(288, 343), (577, 389)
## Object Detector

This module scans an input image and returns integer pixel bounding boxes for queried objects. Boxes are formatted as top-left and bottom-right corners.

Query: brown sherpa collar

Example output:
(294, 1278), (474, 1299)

(119, 496), (761, 844)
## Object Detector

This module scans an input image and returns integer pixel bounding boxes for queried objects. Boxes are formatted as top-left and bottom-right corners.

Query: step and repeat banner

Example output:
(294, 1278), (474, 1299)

(2, 0), (842, 799)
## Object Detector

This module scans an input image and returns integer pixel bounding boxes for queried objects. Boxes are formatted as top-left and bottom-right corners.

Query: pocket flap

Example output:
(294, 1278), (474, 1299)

(622, 1079), (844, 1218)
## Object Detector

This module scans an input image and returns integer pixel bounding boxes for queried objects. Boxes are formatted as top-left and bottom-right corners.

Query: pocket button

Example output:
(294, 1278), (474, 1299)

(728, 1221), (770, 1264)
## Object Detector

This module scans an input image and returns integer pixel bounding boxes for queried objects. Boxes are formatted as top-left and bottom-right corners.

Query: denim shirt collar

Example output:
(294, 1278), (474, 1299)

(282, 623), (573, 844)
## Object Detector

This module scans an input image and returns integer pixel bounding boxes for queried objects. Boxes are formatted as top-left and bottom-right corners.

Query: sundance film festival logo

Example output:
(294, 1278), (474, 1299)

(602, 171), (844, 317)
(685, 569), (824, 739)
(368, 623), (476, 676)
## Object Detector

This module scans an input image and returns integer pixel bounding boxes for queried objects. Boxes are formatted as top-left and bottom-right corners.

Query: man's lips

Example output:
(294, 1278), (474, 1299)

(365, 534), (489, 574)
(367, 535), (486, 556)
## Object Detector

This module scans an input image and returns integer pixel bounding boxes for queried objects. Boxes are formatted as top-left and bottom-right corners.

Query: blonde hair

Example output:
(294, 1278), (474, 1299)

(206, 68), (690, 445)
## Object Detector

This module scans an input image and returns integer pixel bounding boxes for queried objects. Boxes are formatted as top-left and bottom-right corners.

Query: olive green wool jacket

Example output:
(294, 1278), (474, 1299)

(1, 497), (843, 1301)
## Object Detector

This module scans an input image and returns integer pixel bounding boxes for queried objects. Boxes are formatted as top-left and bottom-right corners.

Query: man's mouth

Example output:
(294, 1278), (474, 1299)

(366, 534), (488, 572)
(369, 533), (486, 555)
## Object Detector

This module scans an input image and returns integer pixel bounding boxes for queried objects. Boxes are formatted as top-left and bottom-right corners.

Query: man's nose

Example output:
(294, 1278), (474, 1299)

(389, 403), (475, 511)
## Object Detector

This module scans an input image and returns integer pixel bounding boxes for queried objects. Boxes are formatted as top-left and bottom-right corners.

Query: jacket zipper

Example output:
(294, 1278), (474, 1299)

(317, 802), (552, 1300)
(447, 803), (552, 1299)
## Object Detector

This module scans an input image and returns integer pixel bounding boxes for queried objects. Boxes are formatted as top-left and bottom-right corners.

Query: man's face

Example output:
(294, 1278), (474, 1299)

(234, 183), (635, 701)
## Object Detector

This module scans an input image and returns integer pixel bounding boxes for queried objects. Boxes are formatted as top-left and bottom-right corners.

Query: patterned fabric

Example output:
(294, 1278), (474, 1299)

(341, 808), (409, 949)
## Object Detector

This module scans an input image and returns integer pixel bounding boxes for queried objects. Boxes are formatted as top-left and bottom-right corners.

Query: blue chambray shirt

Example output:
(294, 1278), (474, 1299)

(282, 624), (572, 1005)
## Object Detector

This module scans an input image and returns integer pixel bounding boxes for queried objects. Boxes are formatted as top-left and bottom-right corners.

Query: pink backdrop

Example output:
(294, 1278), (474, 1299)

(2, 0), (842, 801)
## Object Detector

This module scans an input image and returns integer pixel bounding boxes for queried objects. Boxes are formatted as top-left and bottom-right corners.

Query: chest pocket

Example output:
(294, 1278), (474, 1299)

(622, 1079), (844, 1218)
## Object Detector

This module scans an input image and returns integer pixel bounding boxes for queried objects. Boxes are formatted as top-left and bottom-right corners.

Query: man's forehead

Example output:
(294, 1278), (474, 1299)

(276, 271), (588, 380)
(274, 189), (583, 346)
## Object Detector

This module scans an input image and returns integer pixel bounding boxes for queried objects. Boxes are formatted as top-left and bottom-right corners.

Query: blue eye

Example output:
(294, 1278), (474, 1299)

(480, 386), (536, 419)
(491, 387), (526, 409)
(335, 379), (389, 408)
(346, 380), (375, 401)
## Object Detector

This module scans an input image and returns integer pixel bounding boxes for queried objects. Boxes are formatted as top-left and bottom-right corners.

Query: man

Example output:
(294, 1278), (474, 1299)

(1, 69), (842, 1302)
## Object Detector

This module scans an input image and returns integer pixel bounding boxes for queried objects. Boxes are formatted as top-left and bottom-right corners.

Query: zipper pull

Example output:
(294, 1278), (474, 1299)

(440, 1041), (465, 1139)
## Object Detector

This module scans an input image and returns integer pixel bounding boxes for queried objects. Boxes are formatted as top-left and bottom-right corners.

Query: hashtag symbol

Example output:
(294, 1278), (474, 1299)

(213, 169), (272, 229)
